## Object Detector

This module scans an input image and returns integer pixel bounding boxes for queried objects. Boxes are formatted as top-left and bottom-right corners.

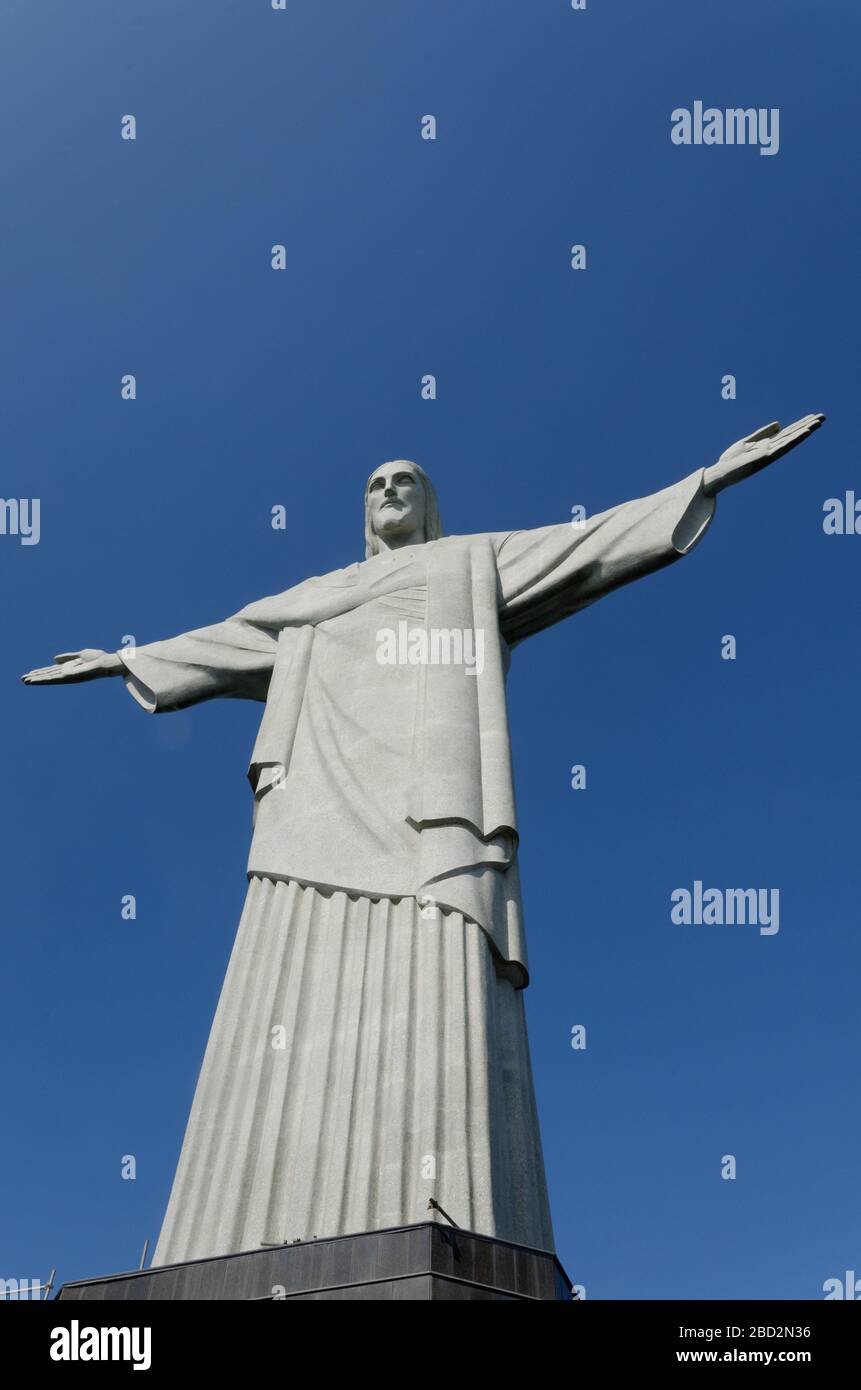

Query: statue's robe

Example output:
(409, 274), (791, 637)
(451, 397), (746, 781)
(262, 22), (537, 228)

(123, 470), (714, 1263)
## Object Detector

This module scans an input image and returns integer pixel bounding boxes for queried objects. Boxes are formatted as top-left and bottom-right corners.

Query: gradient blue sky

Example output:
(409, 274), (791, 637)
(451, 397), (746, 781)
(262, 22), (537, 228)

(2, 0), (858, 1299)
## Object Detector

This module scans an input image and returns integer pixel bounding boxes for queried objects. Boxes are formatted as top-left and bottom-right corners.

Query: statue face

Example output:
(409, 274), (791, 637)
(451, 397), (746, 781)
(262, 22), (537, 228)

(366, 461), (426, 546)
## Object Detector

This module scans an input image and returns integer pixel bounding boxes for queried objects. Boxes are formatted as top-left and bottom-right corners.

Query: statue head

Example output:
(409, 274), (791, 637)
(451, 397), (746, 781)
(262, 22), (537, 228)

(364, 460), (443, 559)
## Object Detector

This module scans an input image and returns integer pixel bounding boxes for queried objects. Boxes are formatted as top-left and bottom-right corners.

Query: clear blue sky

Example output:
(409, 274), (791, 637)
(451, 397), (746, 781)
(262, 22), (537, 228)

(2, 0), (858, 1299)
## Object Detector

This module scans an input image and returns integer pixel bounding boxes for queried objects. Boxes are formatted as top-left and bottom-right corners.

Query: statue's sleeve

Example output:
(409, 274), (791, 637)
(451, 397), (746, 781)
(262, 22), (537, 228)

(117, 609), (281, 713)
(495, 467), (715, 646)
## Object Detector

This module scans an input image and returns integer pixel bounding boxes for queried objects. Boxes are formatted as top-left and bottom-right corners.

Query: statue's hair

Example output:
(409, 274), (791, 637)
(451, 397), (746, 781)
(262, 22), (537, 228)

(364, 460), (443, 559)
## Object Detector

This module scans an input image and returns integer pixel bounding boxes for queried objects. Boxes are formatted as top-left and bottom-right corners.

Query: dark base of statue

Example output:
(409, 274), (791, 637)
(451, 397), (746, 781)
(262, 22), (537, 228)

(56, 1222), (574, 1301)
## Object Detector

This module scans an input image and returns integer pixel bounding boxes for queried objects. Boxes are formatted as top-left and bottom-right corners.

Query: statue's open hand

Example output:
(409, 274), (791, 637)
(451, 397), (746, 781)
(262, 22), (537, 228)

(704, 414), (825, 496)
(21, 649), (125, 685)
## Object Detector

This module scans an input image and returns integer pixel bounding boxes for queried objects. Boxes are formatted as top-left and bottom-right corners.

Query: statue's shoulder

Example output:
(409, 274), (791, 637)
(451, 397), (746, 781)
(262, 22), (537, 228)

(306, 560), (362, 588)
(429, 530), (504, 551)
(433, 531), (514, 560)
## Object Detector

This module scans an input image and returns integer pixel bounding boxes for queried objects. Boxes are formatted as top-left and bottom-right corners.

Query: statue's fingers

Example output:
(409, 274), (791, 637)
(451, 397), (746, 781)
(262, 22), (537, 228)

(780, 416), (823, 443)
(769, 427), (807, 452)
(34, 659), (86, 677)
(22, 668), (66, 683)
(786, 413), (825, 432)
(745, 421), (781, 442)
(768, 418), (824, 457)
(53, 652), (83, 663)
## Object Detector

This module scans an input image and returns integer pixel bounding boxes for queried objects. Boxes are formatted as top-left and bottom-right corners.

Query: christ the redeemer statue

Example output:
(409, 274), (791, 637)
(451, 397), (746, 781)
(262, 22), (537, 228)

(23, 415), (823, 1264)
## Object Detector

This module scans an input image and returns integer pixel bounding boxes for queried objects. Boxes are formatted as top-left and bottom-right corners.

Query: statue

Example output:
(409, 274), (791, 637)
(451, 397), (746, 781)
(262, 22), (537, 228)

(22, 415), (824, 1264)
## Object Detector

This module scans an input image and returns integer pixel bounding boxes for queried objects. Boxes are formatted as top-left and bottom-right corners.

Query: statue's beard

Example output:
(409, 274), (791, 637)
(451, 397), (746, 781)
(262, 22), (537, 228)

(378, 512), (418, 535)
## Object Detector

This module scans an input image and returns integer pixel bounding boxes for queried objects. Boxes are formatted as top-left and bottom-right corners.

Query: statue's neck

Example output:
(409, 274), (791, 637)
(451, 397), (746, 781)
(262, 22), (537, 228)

(375, 533), (426, 555)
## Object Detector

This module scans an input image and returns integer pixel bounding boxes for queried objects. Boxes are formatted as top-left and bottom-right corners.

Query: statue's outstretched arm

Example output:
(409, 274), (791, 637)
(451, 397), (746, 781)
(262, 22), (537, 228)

(22, 611), (280, 710)
(496, 413), (826, 647)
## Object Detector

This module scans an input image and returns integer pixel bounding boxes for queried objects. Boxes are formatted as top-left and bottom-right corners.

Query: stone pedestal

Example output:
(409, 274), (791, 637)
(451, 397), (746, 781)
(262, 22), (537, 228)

(56, 1222), (573, 1301)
